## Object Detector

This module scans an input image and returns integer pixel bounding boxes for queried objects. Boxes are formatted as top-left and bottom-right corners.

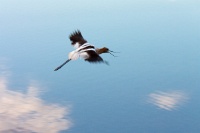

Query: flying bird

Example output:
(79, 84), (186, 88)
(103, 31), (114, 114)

(54, 30), (118, 71)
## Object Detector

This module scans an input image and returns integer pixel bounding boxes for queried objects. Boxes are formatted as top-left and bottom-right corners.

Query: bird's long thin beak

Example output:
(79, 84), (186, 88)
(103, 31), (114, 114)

(109, 50), (120, 53)
(108, 50), (119, 57)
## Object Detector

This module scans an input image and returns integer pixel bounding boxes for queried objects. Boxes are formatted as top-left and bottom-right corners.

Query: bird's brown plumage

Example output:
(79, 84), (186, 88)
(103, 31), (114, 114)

(96, 47), (109, 54)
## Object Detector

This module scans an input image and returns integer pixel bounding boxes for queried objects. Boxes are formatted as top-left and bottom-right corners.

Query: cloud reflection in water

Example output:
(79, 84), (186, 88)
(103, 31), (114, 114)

(0, 77), (71, 133)
(148, 91), (188, 111)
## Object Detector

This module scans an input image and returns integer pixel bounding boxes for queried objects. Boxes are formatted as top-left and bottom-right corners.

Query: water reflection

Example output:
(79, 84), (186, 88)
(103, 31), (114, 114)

(0, 77), (71, 133)
(148, 91), (188, 111)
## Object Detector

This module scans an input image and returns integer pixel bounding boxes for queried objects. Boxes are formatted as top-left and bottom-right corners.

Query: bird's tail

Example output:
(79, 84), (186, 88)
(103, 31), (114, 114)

(54, 59), (71, 71)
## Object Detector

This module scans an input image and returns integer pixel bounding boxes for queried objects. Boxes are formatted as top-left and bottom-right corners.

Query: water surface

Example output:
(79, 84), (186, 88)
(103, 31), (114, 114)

(0, 0), (200, 133)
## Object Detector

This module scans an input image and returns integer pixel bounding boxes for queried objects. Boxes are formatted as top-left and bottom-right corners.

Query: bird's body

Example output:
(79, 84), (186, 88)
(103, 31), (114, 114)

(54, 30), (117, 71)
(69, 43), (95, 60)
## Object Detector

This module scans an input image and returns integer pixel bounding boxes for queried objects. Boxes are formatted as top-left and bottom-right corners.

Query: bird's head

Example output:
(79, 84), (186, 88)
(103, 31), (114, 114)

(96, 47), (118, 57)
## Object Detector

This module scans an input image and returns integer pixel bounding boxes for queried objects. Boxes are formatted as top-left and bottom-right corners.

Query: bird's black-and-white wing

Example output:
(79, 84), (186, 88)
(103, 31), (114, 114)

(85, 50), (107, 64)
(69, 30), (87, 48)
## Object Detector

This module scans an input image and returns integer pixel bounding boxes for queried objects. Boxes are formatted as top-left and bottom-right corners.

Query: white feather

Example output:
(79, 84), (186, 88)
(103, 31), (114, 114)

(68, 51), (79, 60)
(69, 43), (96, 60)
(80, 52), (89, 59)
(80, 48), (95, 52)
(73, 42), (80, 49)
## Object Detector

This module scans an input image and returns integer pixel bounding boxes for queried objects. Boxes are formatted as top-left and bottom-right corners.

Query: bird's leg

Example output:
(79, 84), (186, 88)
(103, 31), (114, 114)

(54, 59), (71, 71)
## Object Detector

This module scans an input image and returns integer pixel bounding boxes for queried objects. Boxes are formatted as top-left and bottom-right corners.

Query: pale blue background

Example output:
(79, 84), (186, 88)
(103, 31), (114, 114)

(0, 0), (200, 133)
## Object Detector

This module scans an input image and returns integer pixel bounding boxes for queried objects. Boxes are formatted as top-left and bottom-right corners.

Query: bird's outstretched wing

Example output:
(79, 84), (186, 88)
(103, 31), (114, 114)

(85, 51), (109, 65)
(69, 30), (87, 48)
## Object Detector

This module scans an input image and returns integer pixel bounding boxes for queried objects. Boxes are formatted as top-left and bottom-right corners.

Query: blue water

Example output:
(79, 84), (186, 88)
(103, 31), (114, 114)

(0, 0), (200, 133)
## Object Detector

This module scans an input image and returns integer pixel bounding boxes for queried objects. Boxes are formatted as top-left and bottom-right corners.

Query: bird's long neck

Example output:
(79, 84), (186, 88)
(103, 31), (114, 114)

(95, 48), (104, 54)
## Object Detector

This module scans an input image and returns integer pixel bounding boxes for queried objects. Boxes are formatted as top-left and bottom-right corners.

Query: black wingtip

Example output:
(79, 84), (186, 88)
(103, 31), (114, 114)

(69, 30), (81, 37)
